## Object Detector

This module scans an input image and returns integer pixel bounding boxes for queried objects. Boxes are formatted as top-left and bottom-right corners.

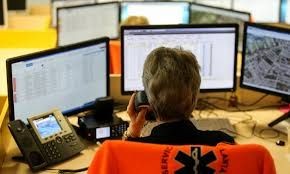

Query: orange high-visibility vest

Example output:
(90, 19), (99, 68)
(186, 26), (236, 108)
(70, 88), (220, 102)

(88, 140), (275, 174)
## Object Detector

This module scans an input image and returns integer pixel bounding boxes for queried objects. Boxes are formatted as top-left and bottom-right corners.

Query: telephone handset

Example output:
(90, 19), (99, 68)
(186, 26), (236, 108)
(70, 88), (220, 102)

(134, 91), (156, 120)
(8, 109), (85, 172)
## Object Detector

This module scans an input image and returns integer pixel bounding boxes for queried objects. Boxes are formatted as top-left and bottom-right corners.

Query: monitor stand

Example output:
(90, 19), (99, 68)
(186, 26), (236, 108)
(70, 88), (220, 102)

(268, 103), (290, 134)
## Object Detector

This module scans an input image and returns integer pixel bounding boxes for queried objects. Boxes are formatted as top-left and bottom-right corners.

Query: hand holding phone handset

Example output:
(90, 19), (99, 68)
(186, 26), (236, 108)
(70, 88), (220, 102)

(134, 91), (155, 120)
(124, 92), (147, 138)
(8, 109), (85, 172)
(124, 91), (156, 139)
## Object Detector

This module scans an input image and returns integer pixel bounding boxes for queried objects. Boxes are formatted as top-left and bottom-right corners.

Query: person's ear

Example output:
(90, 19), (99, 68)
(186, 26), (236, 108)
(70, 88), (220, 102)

(192, 94), (198, 109)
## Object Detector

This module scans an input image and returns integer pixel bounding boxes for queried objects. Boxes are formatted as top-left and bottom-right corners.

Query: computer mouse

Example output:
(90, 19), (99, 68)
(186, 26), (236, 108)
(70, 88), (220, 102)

(275, 140), (285, 146)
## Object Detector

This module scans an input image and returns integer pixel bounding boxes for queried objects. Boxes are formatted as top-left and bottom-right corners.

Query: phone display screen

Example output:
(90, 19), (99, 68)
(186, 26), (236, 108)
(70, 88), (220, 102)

(96, 127), (110, 139)
(33, 114), (62, 139)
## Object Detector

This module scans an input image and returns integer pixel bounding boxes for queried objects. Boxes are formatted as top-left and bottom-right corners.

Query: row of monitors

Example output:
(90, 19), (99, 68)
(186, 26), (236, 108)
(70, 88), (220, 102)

(54, 1), (251, 47)
(0, 0), (285, 19)
(6, 22), (290, 123)
(52, 0), (288, 27)
(195, 0), (283, 22)
(1, 0), (288, 29)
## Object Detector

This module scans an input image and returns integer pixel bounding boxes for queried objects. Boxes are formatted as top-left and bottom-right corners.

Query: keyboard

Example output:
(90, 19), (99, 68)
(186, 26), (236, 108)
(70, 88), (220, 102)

(191, 118), (236, 137)
(140, 118), (236, 137)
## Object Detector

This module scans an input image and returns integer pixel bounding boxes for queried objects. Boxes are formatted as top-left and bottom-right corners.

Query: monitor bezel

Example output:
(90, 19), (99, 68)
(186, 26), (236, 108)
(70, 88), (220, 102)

(7, 0), (26, 11)
(6, 37), (110, 122)
(0, 0), (7, 28)
(56, 1), (120, 46)
(120, 1), (191, 25)
(121, 23), (239, 95)
(240, 22), (290, 98)
(190, 2), (251, 21)
(51, 0), (96, 27)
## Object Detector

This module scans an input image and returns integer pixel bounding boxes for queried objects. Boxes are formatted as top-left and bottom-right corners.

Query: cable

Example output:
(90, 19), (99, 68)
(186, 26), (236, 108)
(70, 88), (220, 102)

(198, 98), (281, 112)
(233, 108), (281, 142)
(239, 94), (269, 106)
(217, 127), (253, 139)
(195, 101), (253, 123)
(256, 128), (280, 139)
(195, 100), (283, 142)
(199, 93), (269, 107)
(46, 167), (88, 174)
(195, 95), (284, 145)
(58, 167), (88, 173)
(201, 94), (270, 107)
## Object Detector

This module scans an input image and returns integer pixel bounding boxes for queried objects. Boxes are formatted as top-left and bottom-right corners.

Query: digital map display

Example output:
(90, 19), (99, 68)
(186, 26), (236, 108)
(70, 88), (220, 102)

(243, 28), (290, 94)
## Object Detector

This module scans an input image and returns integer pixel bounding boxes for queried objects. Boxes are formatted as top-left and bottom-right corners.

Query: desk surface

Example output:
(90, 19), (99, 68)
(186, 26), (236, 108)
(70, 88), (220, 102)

(1, 107), (290, 174)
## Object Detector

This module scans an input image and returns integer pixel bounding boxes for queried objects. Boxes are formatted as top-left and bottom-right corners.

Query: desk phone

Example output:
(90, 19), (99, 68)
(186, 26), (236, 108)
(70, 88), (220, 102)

(8, 109), (85, 172)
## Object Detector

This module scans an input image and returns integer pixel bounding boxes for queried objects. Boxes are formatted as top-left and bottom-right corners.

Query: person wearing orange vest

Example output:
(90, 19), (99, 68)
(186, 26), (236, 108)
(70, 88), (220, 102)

(88, 140), (275, 174)
(123, 47), (235, 145)
(88, 47), (275, 174)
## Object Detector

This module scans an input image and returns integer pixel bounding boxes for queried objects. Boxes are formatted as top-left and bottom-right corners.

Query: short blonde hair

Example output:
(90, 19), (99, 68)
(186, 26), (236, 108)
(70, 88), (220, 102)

(120, 16), (149, 26)
(142, 47), (201, 121)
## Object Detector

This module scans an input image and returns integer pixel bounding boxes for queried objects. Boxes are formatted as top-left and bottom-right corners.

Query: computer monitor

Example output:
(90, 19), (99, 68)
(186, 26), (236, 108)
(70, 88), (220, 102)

(190, 3), (250, 51)
(280, 0), (287, 22)
(57, 2), (119, 46)
(120, 1), (190, 25)
(285, 0), (290, 24)
(51, 0), (95, 27)
(233, 0), (279, 22)
(121, 24), (238, 95)
(6, 37), (110, 122)
(7, 0), (26, 11)
(0, 0), (7, 28)
(240, 23), (290, 127)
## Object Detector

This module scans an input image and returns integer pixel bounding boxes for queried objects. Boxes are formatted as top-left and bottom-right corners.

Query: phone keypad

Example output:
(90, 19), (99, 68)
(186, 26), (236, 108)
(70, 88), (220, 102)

(111, 123), (128, 137)
(63, 133), (77, 143)
(43, 140), (61, 160)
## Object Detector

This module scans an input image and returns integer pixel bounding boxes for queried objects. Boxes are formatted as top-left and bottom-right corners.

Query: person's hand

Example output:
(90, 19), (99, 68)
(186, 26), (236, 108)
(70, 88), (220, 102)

(126, 93), (148, 138)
